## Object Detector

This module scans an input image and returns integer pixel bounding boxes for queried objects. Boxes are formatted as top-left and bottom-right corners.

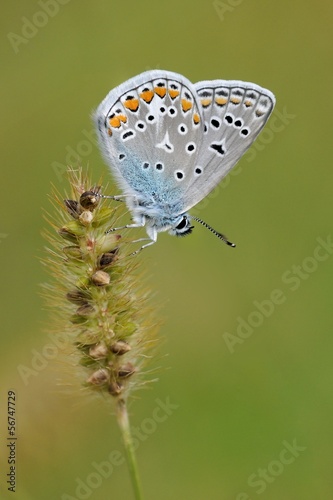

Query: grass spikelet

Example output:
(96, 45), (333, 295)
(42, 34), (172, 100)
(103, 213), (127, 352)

(41, 167), (158, 499)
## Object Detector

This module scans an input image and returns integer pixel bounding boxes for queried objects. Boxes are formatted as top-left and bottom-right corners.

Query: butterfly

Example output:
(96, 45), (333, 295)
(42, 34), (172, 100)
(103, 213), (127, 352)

(94, 70), (275, 252)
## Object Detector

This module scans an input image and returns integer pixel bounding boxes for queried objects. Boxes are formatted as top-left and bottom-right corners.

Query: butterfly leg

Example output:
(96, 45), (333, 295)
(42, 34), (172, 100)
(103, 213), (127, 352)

(129, 238), (155, 255)
(105, 213), (146, 234)
(130, 227), (157, 255)
(105, 215), (157, 254)
(106, 221), (145, 234)
(94, 193), (126, 202)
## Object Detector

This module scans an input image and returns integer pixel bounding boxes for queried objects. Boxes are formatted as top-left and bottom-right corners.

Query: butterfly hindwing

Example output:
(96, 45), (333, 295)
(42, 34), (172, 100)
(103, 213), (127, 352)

(180, 80), (276, 212)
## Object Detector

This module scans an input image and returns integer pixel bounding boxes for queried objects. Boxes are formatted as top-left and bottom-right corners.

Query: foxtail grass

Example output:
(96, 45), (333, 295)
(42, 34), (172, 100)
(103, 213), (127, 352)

(41, 167), (159, 500)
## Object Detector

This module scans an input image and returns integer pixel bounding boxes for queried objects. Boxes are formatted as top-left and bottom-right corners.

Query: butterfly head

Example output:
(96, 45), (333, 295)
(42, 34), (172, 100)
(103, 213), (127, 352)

(169, 214), (194, 237)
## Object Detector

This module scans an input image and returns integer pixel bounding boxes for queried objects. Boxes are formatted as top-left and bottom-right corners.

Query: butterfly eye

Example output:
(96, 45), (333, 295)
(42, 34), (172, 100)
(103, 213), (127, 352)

(176, 216), (187, 230)
(174, 216), (194, 237)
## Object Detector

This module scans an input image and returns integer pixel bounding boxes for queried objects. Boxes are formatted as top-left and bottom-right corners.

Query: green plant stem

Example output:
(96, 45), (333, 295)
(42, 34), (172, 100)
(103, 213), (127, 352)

(116, 398), (144, 500)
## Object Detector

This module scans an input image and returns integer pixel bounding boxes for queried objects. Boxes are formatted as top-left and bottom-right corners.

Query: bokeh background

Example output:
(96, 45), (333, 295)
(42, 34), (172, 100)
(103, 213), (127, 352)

(1, 1), (333, 499)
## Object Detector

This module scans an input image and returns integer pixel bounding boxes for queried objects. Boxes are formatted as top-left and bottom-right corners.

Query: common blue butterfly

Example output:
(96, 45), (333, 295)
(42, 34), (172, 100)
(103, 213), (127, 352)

(95, 70), (275, 252)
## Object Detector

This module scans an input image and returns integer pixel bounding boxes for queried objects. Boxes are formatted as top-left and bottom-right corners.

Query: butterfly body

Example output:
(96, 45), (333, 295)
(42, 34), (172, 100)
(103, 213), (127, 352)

(95, 70), (275, 249)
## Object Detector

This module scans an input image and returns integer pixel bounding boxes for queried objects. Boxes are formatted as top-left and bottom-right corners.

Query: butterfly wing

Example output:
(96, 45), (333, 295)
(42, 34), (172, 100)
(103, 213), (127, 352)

(180, 80), (276, 212)
(94, 70), (204, 214)
(95, 72), (275, 219)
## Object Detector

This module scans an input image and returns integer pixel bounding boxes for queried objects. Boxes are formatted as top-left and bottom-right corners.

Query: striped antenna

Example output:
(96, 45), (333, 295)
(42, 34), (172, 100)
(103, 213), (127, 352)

(192, 216), (236, 248)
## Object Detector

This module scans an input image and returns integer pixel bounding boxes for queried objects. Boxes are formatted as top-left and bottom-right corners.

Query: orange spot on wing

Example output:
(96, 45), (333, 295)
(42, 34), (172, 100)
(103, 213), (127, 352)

(109, 116), (121, 128)
(244, 100), (253, 107)
(255, 109), (265, 117)
(154, 87), (167, 98)
(181, 99), (192, 112)
(230, 97), (241, 104)
(215, 97), (228, 106)
(201, 98), (212, 108)
(107, 129), (112, 136)
(169, 89), (180, 99)
(193, 113), (200, 124)
(140, 90), (154, 103)
(124, 98), (139, 111)
(118, 114), (127, 123)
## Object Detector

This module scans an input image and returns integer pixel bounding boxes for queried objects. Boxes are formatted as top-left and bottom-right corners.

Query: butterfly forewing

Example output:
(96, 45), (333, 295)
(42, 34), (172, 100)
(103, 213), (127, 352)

(95, 70), (204, 209)
(180, 80), (276, 212)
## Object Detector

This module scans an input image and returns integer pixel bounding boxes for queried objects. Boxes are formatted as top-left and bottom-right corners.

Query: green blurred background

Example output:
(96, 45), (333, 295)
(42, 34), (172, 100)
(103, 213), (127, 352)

(1, 1), (333, 499)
